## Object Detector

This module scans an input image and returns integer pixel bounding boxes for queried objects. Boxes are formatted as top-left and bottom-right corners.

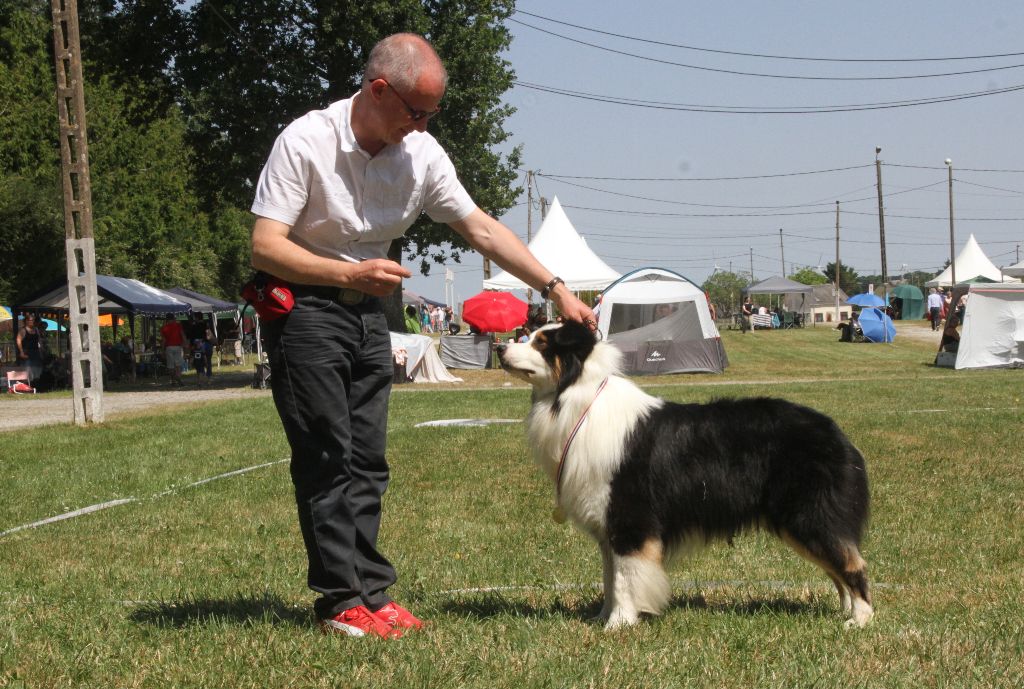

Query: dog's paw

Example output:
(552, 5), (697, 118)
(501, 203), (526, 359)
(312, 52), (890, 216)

(843, 603), (874, 629)
(604, 609), (639, 630)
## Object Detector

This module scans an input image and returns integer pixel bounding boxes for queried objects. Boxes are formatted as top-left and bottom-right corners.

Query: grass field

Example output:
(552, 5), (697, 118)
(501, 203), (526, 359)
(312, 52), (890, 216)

(2, 323), (1022, 688)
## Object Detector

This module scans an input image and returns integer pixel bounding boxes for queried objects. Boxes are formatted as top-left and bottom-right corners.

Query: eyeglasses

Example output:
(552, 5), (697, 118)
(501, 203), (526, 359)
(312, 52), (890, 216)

(372, 78), (441, 122)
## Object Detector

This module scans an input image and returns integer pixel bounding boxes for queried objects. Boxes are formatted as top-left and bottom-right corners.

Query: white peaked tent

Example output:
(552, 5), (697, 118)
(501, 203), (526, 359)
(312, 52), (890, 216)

(954, 283), (1024, 369)
(482, 197), (620, 292)
(596, 267), (727, 375)
(926, 234), (1010, 287)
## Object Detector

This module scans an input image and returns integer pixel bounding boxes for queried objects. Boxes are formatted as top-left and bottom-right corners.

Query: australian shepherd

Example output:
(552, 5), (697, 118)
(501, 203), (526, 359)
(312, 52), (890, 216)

(497, 321), (873, 630)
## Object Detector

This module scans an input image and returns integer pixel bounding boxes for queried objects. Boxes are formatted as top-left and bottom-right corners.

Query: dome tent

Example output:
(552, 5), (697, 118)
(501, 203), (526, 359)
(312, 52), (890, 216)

(595, 267), (727, 375)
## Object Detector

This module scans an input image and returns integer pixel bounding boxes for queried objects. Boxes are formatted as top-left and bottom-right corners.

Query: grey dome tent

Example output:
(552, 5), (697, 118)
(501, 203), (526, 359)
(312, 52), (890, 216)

(595, 267), (727, 375)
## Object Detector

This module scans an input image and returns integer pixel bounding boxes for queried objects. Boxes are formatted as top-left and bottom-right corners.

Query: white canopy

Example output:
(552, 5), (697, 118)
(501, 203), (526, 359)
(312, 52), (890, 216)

(926, 234), (1012, 287)
(1003, 259), (1024, 278)
(955, 283), (1024, 370)
(483, 197), (620, 292)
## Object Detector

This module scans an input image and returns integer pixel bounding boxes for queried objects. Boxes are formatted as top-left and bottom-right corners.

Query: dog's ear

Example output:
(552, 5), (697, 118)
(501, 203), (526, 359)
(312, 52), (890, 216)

(552, 320), (597, 351)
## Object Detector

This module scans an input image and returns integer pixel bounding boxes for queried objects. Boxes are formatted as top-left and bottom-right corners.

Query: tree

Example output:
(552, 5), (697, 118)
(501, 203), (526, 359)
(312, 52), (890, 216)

(176, 0), (521, 268)
(0, 6), (68, 302)
(701, 270), (750, 318)
(822, 262), (859, 296)
(0, 6), (219, 302)
(789, 267), (829, 286)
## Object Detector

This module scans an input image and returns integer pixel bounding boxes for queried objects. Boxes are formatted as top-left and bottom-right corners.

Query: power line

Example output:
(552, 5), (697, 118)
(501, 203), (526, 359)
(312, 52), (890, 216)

(510, 18), (1024, 81)
(514, 10), (1024, 64)
(535, 164), (873, 182)
(514, 80), (1024, 115)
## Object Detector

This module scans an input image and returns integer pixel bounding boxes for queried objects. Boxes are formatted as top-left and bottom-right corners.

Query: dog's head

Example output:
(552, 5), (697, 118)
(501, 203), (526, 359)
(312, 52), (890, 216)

(498, 321), (616, 402)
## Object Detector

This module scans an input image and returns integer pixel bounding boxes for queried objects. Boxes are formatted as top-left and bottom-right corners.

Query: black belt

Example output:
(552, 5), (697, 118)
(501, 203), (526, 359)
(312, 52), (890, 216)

(290, 284), (369, 306)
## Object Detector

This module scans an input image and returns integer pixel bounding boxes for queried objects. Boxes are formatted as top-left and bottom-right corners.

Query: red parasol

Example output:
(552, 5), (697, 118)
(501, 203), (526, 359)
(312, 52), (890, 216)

(461, 291), (528, 333)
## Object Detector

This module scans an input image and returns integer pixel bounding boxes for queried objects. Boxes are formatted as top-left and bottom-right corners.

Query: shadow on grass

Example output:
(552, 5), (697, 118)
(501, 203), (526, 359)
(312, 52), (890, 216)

(434, 585), (831, 622)
(129, 592), (311, 629)
(439, 590), (831, 624)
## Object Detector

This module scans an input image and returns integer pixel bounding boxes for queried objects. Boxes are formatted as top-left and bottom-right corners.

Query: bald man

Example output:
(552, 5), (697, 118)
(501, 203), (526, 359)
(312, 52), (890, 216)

(251, 33), (595, 638)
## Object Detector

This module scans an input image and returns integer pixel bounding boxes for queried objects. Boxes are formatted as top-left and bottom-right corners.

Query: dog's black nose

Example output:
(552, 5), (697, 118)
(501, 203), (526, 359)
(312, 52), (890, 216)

(495, 344), (507, 357)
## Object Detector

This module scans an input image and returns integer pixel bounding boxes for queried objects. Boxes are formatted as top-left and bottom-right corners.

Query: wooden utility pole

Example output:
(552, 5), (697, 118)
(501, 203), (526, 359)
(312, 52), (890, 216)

(779, 228), (786, 277)
(835, 201), (841, 323)
(50, 0), (104, 423)
(525, 170), (535, 302)
(875, 147), (888, 288)
(946, 159), (956, 286)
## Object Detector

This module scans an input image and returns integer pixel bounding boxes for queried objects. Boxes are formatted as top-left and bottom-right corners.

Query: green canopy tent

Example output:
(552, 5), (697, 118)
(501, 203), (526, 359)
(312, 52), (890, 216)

(890, 284), (924, 320)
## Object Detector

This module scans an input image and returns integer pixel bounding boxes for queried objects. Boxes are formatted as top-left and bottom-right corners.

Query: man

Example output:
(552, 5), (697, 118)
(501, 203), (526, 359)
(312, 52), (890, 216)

(927, 288), (944, 331)
(250, 33), (595, 639)
(159, 315), (187, 386)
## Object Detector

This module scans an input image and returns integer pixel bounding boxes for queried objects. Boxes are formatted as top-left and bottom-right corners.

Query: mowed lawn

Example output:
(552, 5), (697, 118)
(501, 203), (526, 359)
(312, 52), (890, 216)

(1, 322), (1022, 688)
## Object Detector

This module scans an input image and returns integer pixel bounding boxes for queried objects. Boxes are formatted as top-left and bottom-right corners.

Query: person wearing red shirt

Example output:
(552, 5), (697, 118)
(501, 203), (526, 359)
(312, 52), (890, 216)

(159, 315), (187, 386)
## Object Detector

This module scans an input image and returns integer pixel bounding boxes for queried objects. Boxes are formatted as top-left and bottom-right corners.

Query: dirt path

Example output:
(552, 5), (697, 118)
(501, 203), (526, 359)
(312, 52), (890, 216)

(0, 372), (269, 432)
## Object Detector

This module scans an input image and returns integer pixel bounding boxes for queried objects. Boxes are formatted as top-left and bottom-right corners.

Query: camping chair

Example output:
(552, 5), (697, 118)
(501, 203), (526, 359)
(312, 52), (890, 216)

(6, 369), (36, 394)
(782, 311), (796, 329)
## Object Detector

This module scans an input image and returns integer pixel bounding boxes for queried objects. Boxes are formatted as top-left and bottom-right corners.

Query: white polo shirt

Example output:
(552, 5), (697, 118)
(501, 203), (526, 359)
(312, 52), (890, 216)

(251, 94), (476, 263)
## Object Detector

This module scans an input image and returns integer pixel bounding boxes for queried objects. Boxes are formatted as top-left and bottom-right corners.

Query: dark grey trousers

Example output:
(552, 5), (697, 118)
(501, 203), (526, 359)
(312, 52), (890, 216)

(265, 292), (396, 619)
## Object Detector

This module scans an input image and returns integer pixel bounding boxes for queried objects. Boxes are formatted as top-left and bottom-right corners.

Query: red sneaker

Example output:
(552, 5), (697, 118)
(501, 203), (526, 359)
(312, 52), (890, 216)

(374, 602), (424, 631)
(319, 605), (400, 638)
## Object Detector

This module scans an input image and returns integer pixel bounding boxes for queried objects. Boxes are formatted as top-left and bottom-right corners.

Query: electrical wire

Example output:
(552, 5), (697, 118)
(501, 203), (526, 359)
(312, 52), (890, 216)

(510, 18), (1024, 81)
(514, 10), (1024, 64)
(514, 80), (1024, 115)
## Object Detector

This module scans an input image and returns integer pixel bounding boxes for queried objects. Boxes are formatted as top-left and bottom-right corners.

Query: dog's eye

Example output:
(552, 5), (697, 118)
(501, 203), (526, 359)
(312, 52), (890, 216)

(532, 334), (548, 351)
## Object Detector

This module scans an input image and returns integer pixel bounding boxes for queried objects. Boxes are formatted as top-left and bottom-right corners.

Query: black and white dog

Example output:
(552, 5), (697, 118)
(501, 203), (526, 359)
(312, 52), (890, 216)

(497, 321), (873, 630)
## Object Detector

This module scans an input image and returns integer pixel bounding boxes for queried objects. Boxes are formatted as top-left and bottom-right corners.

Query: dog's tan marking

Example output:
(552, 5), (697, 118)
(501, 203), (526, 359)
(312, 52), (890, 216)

(630, 538), (664, 564)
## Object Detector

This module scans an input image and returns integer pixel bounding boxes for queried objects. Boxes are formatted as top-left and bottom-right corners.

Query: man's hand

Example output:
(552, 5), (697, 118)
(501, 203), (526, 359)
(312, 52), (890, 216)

(550, 284), (597, 331)
(343, 259), (412, 297)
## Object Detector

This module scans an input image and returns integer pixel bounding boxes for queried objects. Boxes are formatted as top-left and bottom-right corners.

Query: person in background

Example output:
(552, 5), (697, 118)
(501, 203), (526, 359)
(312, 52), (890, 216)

(159, 315), (187, 386)
(403, 305), (421, 333)
(926, 288), (944, 331)
(16, 314), (46, 383)
(249, 33), (595, 639)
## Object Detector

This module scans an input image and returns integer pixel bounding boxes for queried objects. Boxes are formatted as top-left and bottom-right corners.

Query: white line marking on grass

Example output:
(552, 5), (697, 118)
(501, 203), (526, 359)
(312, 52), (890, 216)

(151, 459), (288, 498)
(1, 459), (289, 539)
(0, 499), (136, 538)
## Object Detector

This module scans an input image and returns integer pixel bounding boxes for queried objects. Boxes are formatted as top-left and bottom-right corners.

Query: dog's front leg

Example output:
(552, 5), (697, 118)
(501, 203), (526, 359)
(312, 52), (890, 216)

(595, 540), (615, 622)
(604, 543), (671, 631)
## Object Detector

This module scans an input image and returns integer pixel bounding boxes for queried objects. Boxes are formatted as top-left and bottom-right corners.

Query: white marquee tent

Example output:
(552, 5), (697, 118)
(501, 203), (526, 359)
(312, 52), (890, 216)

(482, 197), (620, 292)
(926, 234), (1015, 287)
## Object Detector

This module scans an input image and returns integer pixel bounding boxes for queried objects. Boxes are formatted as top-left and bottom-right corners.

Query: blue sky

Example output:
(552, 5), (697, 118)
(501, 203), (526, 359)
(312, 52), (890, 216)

(406, 1), (1024, 303)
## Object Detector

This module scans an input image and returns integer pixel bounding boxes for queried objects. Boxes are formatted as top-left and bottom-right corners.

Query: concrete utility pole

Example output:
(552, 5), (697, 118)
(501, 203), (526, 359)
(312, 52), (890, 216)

(525, 170), (535, 301)
(749, 247), (754, 283)
(946, 158), (956, 286)
(875, 147), (888, 288)
(50, 0), (104, 424)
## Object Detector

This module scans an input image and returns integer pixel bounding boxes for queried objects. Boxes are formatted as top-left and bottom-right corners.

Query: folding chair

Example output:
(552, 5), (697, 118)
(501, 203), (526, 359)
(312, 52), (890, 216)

(6, 369), (36, 394)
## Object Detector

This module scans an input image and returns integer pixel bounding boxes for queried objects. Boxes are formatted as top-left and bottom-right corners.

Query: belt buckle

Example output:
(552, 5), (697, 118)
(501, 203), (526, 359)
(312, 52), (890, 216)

(337, 288), (365, 305)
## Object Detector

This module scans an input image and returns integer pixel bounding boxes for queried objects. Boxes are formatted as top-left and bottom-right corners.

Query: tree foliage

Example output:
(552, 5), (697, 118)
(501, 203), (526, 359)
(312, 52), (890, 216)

(788, 267), (829, 286)
(822, 262), (860, 296)
(701, 270), (750, 317)
(1, 1), (523, 305)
